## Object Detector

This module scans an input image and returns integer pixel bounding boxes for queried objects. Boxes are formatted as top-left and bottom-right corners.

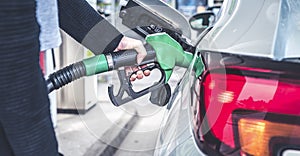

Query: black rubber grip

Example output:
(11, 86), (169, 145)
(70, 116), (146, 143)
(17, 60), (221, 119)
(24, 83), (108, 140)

(110, 45), (156, 68)
(46, 62), (86, 93)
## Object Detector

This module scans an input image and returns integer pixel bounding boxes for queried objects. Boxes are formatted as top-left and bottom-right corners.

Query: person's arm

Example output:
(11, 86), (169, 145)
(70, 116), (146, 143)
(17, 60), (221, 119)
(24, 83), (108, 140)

(57, 0), (148, 79)
(57, 0), (123, 54)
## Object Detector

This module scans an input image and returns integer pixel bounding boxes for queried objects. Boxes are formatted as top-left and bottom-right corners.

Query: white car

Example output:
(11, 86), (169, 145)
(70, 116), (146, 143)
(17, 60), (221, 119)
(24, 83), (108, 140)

(155, 0), (300, 156)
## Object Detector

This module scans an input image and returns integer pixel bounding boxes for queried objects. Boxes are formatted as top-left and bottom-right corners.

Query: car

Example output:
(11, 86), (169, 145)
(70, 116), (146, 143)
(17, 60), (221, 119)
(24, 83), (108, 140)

(154, 0), (300, 156)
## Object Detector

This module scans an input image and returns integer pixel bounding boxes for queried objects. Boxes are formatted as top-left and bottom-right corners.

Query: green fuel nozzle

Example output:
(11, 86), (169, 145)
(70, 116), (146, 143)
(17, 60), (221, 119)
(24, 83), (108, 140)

(102, 33), (203, 106)
(145, 33), (204, 81)
(46, 33), (204, 107)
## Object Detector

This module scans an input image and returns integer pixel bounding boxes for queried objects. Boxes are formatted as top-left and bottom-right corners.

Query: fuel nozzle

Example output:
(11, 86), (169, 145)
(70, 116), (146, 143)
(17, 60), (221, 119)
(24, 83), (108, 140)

(46, 33), (204, 107)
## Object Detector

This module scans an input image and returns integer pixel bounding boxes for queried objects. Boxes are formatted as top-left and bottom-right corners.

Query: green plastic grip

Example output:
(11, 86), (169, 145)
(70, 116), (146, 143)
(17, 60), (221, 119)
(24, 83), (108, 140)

(82, 54), (108, 76)
(146, 33), (204, 82)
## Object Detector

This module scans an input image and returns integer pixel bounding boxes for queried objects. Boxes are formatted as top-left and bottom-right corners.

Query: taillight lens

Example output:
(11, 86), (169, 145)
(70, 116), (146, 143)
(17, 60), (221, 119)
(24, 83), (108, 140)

(238, 118), (300, 156)
(200, 67), (300, 154)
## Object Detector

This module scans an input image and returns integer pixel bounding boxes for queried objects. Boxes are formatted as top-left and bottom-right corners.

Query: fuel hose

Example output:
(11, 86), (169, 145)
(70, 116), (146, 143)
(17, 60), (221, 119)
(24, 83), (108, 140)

(46, 46), (156, 93)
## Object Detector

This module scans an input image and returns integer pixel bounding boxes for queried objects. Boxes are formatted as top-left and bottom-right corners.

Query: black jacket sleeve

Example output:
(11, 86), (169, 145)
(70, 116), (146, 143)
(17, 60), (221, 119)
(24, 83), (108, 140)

(57, 0), (123, 54)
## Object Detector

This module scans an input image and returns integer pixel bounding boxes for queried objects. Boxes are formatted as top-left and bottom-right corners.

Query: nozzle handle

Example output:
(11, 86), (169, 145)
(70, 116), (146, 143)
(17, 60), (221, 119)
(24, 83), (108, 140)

(108, 44), (156, 69)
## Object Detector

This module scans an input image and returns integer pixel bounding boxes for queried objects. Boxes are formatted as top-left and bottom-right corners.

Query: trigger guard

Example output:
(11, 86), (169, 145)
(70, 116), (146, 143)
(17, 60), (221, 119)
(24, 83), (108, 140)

(108, 85), (132, 107)
(128, 63), (157, 77)
(108, 63), (167, 106)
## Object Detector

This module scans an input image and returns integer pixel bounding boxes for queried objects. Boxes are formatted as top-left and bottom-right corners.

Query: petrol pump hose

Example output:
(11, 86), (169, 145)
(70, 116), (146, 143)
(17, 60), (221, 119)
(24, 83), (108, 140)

(46, 33), (204, 106)
(46, 44), (156, 93)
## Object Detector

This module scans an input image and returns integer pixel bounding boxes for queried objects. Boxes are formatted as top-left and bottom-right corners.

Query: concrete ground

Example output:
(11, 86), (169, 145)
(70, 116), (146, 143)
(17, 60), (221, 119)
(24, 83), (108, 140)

(55, 68), (185, 156)
(54, 71), (136, 156)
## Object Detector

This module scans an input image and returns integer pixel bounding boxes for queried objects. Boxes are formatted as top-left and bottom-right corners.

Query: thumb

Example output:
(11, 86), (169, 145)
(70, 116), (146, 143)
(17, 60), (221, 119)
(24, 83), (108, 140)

(117, 37), (147, 64)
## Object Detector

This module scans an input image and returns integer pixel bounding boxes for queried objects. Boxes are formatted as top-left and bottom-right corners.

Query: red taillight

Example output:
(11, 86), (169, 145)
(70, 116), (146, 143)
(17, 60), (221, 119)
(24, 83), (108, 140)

(201, 68), (300, 150)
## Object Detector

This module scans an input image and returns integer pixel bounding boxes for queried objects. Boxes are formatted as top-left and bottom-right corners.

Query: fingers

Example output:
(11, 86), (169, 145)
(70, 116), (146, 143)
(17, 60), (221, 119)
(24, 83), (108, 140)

(126, 66), (151, 82)
(130, 74), (137, 81)
(143, 70), (151, 76)
(135, 43), (147, 64)
(116, 36), (150, 82)
(116, 36), (147, 64)
(135, 70), (143, 79)
(129, 71), (144, 81)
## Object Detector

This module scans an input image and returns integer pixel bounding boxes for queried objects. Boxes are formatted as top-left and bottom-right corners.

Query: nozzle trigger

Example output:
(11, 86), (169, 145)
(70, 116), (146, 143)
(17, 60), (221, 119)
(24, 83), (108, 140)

(108, 63), (168, 106)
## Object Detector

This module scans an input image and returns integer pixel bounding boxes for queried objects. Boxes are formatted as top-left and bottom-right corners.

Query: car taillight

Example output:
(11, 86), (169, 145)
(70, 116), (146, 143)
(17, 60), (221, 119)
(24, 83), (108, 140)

(238, 118), (300, 156)
(199, 67), (300, 155)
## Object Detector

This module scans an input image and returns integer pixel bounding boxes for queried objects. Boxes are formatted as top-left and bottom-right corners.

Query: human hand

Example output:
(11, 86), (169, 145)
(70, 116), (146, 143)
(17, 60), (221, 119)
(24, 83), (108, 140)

(125, 65), (151, 81)
(115, 36), (146, 64)
(115, 36), (151, 81)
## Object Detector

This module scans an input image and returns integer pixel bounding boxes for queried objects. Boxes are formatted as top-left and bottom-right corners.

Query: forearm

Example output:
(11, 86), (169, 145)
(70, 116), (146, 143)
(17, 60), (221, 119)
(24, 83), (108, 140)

(57, 0), (123, 54)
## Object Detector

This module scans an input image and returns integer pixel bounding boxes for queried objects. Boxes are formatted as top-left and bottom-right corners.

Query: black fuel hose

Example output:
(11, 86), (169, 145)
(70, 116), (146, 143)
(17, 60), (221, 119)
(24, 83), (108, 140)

(46, 62), (86, 93)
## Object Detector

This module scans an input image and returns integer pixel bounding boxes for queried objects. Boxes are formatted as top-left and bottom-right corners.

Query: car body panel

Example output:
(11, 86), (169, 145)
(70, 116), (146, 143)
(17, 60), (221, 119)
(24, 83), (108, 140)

(154, 58), (205, 156)
(198, 0), (300, 60)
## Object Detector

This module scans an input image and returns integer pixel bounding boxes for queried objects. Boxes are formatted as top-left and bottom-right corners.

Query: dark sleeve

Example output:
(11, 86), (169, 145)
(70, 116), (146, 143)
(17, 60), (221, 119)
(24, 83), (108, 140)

(57, 0), (123, 54)
(198, 0), (207, 6)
